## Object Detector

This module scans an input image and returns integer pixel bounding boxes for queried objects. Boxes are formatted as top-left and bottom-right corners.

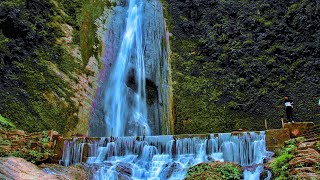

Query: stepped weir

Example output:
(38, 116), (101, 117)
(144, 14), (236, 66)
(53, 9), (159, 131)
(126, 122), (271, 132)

(55, 132), (271, 179)
(48, 123), (313, 179)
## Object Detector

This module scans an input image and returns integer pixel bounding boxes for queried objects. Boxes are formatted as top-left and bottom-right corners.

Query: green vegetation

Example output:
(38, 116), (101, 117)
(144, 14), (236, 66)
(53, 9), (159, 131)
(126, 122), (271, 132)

(160, 0), (174, 32)
(270, 138), (305, 179)
(0, 115), (16, 130)
(271, 153), (293, 180)
(7, 148), (54, 164)
(185, 162), (242, 180)
(171, 38), (258, 134)
(166, 0), (320, 133)
(0, 131), (53, 164)
(0, 0), (111, 134)
(76, 0), (113, 66)
(0, 138), (12, 146)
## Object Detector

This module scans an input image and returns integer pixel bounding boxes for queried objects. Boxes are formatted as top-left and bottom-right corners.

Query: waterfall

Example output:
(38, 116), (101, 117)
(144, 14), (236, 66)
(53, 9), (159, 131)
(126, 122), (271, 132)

(103, 0), (149, 137)
(89, 0), (172, 136)
(59, 132), (271, 179)
(76, 0), (272, 179)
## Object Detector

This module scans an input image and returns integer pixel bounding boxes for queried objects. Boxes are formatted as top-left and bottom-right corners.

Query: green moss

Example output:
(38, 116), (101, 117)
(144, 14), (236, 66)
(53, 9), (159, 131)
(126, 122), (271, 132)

(171, 37), (261, 134)
(271, 153), (293, 179)
(167, 0), (320, 133)
(0, 0), (24, 7)
(0, 115), (16, 130)
(0, 137), (12, 146)
(186, 163), (241, 180)
(0, 130), (53, 163)
(77, 0), (112, 67)
(270, 137), (305, 179)
(160, 0), (174, 32)
(0, 0), (93, 134)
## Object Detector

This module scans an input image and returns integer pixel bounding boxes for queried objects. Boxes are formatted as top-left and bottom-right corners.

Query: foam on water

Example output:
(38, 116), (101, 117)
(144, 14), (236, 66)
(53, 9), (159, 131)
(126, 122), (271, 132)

(60, 132), (271, 179)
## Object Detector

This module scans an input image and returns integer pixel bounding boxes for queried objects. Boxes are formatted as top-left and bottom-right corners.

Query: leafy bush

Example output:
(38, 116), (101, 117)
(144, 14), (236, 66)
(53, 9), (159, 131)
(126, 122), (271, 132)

(186, 162), (241, 180)
(186, 163), (211, 177)
(285, 137), (305, 146)
(9, 148), (53, 164)
(270, 137), (303, 179)
(216, 163), (242, 180)
(2, 131), (53, 164)
(271, 153), (293, 178)
(281, 144), (297, 155)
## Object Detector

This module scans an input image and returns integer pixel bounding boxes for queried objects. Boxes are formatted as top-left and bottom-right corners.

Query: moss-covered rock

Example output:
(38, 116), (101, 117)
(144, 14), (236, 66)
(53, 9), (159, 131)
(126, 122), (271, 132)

(184, 162), (242, 180)
(267, 137), (320, 179)
(164, 0), (320, 134)
(0, 115), (15, 130)
(0, 0), (111, 135)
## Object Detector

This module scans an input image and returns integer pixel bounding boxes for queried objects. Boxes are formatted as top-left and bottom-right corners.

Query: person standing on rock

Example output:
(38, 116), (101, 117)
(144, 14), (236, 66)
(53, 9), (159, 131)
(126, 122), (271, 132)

(284, 96), (294, 123)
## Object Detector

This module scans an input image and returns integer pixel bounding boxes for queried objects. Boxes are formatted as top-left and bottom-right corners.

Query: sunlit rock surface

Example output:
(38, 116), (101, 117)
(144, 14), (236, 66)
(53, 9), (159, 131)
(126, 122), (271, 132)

(0, 157), (91, 180)
(0, 157), (58, 180)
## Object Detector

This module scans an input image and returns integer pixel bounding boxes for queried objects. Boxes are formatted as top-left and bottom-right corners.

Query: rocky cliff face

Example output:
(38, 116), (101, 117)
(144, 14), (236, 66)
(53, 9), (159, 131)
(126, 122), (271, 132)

(0, 0), (112, 136)
(165, 0), (320, 133)
(1, 0), (174, 136)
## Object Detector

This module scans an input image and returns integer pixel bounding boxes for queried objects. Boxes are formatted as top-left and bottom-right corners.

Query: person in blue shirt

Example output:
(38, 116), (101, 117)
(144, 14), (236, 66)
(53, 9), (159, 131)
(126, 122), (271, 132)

(284, 96), (294, 123)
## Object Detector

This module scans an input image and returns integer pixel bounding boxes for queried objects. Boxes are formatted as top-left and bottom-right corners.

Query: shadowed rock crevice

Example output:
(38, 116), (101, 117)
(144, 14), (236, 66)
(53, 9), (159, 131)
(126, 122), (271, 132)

(146, 79), (158, 105)
(126, 68), (138, 92)
(125, 68), (158, 105)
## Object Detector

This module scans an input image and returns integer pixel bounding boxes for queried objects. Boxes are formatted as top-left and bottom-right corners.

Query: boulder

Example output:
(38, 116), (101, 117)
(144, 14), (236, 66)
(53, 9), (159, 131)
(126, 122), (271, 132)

(296, 148), (320, 157)
(0, 157), (58, 180)
(298, 141), (316, 150)
(0, 157), (90, 180)
(115, 162), (133, 176)
(289, 148), (320, 168)
(289, 157), (320, 167)
(294, 173), (320, 180)
(291, 167), (317, 174)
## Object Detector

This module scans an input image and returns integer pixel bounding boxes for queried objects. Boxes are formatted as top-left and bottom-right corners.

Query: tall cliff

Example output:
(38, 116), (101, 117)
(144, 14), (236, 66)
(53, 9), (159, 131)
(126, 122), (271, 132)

(165, 0), (320, 133)
(0, 0), (113, 135)
(2, 0), (318, 136)
(0, 0), (174, 136)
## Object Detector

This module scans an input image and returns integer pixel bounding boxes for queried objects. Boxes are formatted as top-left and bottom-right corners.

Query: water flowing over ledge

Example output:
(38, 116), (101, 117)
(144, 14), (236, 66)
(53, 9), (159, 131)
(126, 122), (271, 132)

(59, 132), (272, 179)
(89, 0), (173, 137)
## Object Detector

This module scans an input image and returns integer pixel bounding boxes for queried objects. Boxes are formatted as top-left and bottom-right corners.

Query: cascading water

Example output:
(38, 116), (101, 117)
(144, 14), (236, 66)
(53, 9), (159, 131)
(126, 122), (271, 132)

(103, 0), (149, 137)
(59, 132), (272, 179)
(57, 0), (272, 179)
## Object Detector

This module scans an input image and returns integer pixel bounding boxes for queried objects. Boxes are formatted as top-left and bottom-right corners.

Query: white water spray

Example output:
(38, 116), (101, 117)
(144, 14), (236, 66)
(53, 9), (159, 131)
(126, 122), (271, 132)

(59, 132), (272, 180)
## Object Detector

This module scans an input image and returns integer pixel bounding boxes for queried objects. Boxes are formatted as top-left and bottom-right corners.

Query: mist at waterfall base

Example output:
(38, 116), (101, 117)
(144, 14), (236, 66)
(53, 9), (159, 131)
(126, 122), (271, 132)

(57, 132), (272, 179)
